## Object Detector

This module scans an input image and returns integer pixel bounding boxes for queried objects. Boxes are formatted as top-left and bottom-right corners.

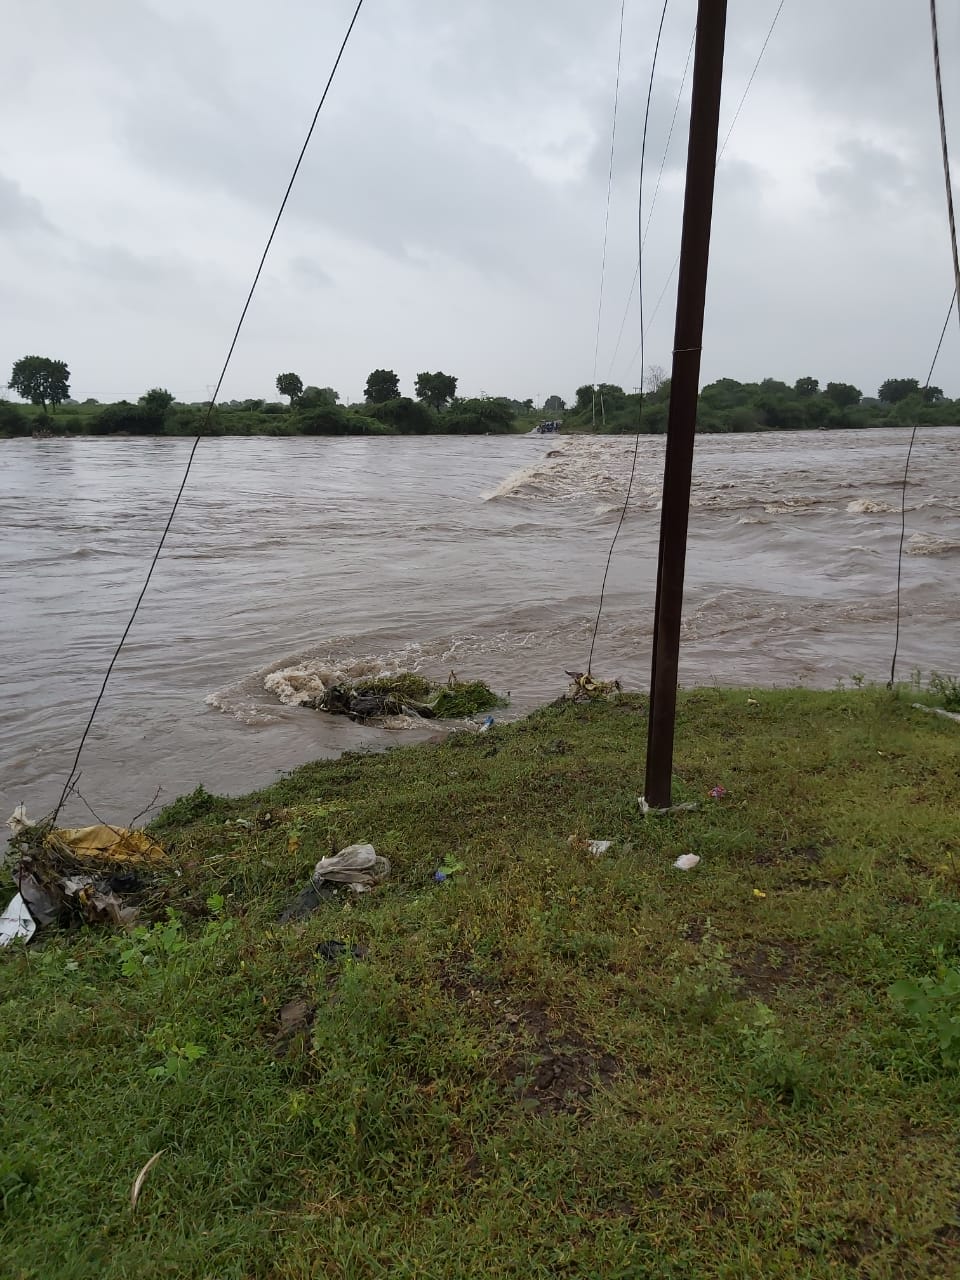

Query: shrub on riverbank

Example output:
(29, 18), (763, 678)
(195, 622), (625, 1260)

(2, 688), (959, 1277)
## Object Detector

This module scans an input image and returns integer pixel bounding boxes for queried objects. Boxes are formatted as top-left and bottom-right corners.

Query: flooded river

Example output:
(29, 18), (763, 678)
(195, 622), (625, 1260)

(2, 428), (958, 824)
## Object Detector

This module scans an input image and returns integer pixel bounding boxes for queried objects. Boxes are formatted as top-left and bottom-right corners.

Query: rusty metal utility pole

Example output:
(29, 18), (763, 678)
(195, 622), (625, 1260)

(644, 0), (728, 807)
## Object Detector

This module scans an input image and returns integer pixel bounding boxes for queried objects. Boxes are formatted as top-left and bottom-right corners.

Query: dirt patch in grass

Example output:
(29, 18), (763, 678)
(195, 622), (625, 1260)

(499, 1002), (620, 1115)
(753, 843), (825, 868)
(276, 996), (315, 1039)
(732, 940), (801, 997)
(832, 1220), (886, 1267)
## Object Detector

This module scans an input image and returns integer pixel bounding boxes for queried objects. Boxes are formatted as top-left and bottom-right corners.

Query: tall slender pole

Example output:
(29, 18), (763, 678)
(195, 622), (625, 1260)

(644, 0), (727, 807)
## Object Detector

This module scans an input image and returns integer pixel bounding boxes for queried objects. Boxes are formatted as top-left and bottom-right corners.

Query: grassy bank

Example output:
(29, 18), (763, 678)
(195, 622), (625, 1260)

(2, 688), (960, 1278)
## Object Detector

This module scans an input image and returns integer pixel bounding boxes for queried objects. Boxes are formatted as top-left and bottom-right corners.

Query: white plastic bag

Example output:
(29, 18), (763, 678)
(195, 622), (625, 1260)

(0, 894), (36, 946)
(312, 844), (391, 894)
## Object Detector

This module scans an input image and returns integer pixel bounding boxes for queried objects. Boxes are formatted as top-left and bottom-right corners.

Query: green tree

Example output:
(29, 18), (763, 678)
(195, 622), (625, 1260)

(414, 371), (458, 411)
(276, 372), (303, 405)
(759, 378), (791, 395)
(878, 377), (920, 404)
(92, 401), (154, 435)
(444, 397), (515, 433)
(824, 381), (861, 407)
(8, 355), (70, 412)
(700, 378), (750, 410)
(794, 376), (819, 397)
(922, 385), (944, 403)
(296, 403), (351, 435)
(365, 369), (401, 403)
(368, 397), (436, 433)
(574, 385), (594, 413)
(299, 385), (340, 408)
(0, 400), (29, 436)
(139, 388), (175, 419)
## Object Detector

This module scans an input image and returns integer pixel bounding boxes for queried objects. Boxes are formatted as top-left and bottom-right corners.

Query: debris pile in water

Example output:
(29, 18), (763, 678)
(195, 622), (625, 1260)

(562, 671), (623, 703)
(300, 672), (507, 725)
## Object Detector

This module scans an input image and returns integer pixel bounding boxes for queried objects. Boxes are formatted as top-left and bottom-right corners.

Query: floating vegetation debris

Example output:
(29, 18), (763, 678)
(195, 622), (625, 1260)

(302, 672), (507, 725)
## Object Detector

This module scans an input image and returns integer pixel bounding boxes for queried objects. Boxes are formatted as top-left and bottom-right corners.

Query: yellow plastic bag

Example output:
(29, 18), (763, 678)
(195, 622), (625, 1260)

(45, 824), (167, 866)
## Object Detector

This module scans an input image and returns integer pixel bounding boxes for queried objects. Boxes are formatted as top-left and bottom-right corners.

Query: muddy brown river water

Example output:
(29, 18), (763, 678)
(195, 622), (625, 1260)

(2, 428), (957, 824)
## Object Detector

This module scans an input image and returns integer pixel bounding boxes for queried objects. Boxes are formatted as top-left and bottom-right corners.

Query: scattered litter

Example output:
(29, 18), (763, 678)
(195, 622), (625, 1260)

(747, 698), (759, 707)
(0, 894), (36, 947)
(278, 879), (334, 924)
(5, 808), (172, 938)
(753, 888), (767, 899)
(563, 671), (623, 703)
(130, 1150), (166, 1212)
(6, 803), (35, 838)
(314, 844), (391, 893)
(673, 854), (701, 871)
(48, 824), (166, 864)
(478, 715), (495, 733)
(567, 834), (614, 857)
(279, 843), (391, 921)
(639, 797), (699, 815)
(434, 860), (466, 883)
(708, 785), (727, 799)
(316, 940), (364, 962)
(912, 702), (960, 724)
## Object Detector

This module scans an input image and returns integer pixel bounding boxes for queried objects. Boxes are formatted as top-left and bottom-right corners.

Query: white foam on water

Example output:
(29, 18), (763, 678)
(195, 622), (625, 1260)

(906, 532), (960, 556)
(263, 651), (426, 708)
(763, 496), (828, 515)
(846, 498), (894, 514)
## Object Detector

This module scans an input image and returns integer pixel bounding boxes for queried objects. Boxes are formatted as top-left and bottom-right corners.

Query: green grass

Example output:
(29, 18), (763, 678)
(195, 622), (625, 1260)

(2, 688), (960, 1278)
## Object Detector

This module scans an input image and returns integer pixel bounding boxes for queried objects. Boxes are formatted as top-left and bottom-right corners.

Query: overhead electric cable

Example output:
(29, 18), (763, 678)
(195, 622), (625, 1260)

(889, 0), (960, 687)
(607, 26), (696, 377)
(623, 0), (787, 377)
(52, 0), (367, 821)
(587, 0), (670, 674)
(591, 0), (630, 424)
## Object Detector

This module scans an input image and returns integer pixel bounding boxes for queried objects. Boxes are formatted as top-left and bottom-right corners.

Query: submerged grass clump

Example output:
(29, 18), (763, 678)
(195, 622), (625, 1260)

(2, 687), (959, 1278)
(350, 673), (507, 719)
(430, 679), (507, 718)
(353, 673), (436, 702)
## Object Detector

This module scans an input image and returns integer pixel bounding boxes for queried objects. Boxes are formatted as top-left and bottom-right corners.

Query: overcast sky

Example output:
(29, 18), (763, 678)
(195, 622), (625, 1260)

(2, 0), (959, 405)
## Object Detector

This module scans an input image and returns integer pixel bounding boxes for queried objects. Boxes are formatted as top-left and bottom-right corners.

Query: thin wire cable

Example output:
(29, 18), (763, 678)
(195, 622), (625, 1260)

(717, 0), (785, 157)
(889, 289), (956, 688)
(587, 0), (670, 674)
(929, 0), (960, 321)
(52, 0), (366, 821)
(889, 0), (960, 687)
(592, 0), (629, 395)
(607, 26), (695, 377)
(623, 0), (787, 376)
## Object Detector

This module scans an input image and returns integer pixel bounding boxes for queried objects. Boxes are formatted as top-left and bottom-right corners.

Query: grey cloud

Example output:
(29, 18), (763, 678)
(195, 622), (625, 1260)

(0, 0), (957, 403)
(817, 139), (921, 214)
(120, 74), (592, 281)
(289, 256), (335, 290)
(0, 174), (53, 232)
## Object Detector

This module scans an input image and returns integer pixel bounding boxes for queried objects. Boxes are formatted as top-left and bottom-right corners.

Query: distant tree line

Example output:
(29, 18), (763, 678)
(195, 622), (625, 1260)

(4, 355), (957, 439)
(2, 359), (522, 437)
(565, 374), (960, 434)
